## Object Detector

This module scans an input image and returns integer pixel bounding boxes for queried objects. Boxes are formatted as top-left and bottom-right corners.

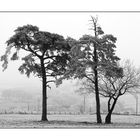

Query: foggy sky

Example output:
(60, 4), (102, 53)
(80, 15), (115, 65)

(0, 12), (140, 93)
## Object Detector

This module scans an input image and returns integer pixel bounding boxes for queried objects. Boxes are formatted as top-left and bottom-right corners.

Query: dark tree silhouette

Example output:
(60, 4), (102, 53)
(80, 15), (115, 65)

(1, 25), (70, 121)
(58, 17), (120, 123)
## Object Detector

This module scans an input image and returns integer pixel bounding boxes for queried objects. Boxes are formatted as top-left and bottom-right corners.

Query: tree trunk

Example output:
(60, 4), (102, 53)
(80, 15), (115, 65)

(94, 45), (102, 123)
(94, 69), (102, 123)
(92, 20), (102, 124)
(105, 98), (118, 124)
(105, 112), (112, 124)
(41, 59), (48, 121)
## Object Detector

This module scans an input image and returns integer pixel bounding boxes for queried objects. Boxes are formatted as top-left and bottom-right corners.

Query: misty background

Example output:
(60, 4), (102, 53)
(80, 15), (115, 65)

(0, 12), (139, 114)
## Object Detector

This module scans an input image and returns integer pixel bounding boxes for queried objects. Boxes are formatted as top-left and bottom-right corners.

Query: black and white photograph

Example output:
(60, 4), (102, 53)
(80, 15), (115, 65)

(0, 12), (140, 129)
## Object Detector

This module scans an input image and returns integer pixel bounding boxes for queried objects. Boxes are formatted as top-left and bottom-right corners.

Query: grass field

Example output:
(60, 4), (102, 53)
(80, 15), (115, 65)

(0, 114), (140, 128)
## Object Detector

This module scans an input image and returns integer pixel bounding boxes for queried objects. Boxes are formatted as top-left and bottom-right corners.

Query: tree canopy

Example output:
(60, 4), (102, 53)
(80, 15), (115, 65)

(2, 25), (70, 77)
(57, 17), (120, 123)
(1, 24), (71, 121)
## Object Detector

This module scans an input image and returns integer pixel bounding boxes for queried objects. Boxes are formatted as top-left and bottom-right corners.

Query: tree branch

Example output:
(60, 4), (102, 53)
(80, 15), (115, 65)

(46, 80), (55, 84)
(84, 74), (95, 84)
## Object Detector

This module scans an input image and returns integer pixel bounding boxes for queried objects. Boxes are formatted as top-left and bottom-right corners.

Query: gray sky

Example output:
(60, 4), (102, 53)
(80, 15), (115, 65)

(0, 12), (140, 92)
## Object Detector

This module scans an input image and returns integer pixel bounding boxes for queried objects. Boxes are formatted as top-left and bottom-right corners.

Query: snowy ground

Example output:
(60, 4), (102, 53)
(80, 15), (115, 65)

(0, 114), (140, 128)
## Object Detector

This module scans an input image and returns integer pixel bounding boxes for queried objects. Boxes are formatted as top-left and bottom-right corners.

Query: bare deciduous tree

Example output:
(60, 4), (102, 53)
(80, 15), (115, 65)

(77, 60), (140, 124)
